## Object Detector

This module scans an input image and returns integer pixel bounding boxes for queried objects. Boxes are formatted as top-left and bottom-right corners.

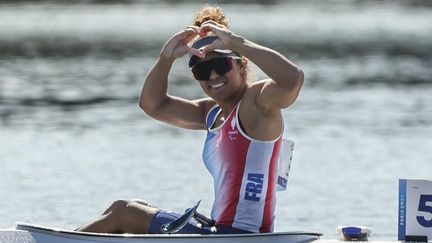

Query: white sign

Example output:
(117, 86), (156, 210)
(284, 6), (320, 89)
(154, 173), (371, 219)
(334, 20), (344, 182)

(276, 139), (294, 191)
(399, 179), (432, 241)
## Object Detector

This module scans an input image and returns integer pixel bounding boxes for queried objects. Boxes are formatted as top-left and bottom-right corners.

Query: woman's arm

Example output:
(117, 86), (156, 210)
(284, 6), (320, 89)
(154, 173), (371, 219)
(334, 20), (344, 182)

(230, 36), (304, 110)
(139, 27), (211, 130)
(199, 23), (304, 110)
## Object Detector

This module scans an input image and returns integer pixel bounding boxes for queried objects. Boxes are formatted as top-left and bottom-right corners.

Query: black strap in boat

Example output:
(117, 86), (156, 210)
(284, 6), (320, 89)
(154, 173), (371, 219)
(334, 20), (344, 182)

(193, 211), (215, 227)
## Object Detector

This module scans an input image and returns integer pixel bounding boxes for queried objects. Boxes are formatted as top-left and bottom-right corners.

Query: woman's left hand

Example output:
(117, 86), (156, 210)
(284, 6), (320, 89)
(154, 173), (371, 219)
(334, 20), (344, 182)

(198, 21), (236, 56)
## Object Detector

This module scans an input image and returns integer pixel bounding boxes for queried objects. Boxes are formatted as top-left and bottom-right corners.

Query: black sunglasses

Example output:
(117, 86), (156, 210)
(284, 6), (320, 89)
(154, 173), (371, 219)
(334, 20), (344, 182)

(191, 57), (238, 81)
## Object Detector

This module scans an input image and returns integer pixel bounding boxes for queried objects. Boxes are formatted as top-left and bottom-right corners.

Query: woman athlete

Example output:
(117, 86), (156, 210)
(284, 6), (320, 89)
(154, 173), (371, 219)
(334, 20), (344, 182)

(77, 5), (303, 235)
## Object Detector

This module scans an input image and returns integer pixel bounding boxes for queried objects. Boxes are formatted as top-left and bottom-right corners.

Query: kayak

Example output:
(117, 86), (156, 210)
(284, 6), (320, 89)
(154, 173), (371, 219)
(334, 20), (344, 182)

(0, 222), (322, 243)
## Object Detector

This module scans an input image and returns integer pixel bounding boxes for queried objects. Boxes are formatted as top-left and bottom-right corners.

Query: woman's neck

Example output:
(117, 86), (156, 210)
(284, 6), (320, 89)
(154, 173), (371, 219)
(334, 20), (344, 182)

(217, 84), (247, 118)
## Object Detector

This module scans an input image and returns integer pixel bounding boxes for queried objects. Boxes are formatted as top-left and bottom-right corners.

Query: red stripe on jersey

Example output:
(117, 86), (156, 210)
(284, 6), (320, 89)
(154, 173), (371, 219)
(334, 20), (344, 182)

(215, 114), (251, 225)
(260, 139), (281, 233)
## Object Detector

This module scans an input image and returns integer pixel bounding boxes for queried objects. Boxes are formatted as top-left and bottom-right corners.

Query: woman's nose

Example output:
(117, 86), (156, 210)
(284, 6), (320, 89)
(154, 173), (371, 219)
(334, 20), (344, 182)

(208, 69), (220, 80)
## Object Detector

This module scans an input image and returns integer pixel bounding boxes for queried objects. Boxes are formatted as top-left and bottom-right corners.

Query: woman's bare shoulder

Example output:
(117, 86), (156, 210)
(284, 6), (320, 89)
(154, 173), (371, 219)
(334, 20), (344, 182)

(248, 78), (272, 89)
(195, 97), (217, 115)
(244, 79), (271, 98)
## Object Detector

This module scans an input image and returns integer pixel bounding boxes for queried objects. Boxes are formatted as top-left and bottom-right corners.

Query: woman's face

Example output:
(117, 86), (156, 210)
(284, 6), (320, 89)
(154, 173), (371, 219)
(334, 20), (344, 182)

(193, 56), (246, 102)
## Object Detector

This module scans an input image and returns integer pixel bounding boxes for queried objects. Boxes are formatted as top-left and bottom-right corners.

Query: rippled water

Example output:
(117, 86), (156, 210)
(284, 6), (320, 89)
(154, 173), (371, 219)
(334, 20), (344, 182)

(1, 1), (431, 239)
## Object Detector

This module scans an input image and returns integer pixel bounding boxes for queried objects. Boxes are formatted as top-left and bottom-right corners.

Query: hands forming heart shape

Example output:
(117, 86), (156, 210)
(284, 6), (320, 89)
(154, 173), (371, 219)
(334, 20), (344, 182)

(161, 21), (234, 61)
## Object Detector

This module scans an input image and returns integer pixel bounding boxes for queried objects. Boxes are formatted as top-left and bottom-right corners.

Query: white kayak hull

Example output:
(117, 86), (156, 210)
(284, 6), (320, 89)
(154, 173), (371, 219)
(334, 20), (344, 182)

(0, 223), (322, 243)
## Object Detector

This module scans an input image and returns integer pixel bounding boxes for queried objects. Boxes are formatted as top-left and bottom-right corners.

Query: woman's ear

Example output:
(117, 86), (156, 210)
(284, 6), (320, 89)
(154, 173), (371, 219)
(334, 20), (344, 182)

(240, 57), (248, 77)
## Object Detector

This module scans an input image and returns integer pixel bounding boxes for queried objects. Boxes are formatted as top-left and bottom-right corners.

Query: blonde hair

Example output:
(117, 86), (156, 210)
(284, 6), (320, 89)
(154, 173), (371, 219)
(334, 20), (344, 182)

(193, 5), (230, 28)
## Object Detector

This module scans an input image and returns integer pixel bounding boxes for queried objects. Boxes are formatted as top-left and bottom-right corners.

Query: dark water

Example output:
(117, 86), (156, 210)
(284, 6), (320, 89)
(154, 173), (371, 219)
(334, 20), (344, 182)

(1, 1), (432, 239)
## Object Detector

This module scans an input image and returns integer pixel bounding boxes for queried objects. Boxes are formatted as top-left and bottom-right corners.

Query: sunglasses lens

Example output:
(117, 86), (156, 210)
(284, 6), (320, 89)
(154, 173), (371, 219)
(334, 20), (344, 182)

(192, 63), (210, 80)
(214, 58), (233, 77)
(192, 57), (233, 81)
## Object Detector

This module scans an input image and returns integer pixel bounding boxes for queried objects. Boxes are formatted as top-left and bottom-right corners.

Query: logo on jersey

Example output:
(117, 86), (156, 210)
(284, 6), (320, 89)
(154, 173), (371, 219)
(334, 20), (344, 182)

(228, 117), (239, 140)
(244, 173), (264, 201)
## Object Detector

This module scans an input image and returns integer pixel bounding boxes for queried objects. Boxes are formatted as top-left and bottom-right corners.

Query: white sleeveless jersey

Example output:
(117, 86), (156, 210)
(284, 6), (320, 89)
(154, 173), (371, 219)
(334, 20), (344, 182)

(202, 104), (283, 233)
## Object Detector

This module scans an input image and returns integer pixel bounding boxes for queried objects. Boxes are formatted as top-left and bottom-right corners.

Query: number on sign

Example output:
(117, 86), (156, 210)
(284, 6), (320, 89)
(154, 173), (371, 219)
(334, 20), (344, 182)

(417, 194), (432, 227)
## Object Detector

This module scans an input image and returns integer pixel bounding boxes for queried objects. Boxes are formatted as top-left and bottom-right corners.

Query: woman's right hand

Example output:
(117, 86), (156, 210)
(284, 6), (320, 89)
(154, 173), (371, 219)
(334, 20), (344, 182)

(160, 26), (204, 60)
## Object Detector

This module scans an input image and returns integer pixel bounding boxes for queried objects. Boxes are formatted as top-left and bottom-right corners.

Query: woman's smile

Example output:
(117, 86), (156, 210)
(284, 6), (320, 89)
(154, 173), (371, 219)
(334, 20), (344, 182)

(208, 80), (227, 89)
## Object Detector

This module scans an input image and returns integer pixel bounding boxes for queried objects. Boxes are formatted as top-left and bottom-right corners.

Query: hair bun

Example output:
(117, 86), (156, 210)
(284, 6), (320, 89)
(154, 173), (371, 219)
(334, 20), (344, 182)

(193, 5), (230, 29)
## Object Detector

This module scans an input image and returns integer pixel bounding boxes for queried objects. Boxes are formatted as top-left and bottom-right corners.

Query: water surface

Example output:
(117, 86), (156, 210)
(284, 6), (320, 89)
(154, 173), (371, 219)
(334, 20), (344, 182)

(1, 1), (431, 239)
